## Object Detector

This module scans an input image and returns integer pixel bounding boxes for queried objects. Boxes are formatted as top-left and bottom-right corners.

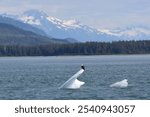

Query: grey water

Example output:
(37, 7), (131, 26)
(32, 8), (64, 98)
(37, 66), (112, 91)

(0, 55), (150, 100)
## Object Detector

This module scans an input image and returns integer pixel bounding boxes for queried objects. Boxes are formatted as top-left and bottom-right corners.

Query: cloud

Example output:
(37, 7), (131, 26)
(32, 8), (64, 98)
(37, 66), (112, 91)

(0, 0), (150, 29)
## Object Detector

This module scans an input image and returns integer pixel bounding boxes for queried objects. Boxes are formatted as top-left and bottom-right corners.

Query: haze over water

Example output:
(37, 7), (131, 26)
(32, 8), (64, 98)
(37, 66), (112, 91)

(0, 55), (150, 99)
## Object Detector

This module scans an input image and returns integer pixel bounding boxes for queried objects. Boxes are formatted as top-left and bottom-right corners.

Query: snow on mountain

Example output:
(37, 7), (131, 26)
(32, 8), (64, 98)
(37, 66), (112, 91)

(99, 27), (150, 40)
(99, 29), (120, 36)
(2, 10), (150, 42)
(17, 10), (117, 42)
(0, 14), (46, 36)
(20, 16), (41, 25)
(63, 19), (81, 28)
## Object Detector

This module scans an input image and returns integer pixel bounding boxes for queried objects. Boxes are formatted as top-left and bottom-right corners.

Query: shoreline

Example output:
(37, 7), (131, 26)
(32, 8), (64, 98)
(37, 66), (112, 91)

(0, 53), (150, 58)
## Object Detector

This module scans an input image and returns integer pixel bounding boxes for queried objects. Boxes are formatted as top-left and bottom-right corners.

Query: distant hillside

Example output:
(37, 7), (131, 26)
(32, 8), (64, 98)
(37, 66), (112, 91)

(0, 15), (46, 36)
(0, 23), (69, 46)
(0, 40), (150, 56)
(18, 10), (116, 42)
(16, 10), (150, 42)
(2, 10), (150, 42)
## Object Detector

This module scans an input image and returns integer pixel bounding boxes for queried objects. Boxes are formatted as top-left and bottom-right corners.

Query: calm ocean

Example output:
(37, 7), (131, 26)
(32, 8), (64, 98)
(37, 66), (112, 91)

(0, 55), (150, 99)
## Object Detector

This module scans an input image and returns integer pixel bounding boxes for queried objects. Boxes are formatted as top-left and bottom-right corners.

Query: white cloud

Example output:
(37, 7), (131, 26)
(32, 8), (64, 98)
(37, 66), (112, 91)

(0, 0), (150, 29)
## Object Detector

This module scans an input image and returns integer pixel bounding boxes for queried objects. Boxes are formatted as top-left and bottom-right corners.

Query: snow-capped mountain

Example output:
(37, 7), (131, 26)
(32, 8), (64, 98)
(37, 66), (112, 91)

(0, 14), (46, 36)
(2, 9), (150, 42)
(99, 27), (150, 40)
(17, 10), (118, 41)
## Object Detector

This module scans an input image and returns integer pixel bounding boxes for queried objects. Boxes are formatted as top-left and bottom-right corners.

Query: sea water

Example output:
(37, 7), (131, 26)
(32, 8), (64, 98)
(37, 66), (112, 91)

(0, 55), (150, 99)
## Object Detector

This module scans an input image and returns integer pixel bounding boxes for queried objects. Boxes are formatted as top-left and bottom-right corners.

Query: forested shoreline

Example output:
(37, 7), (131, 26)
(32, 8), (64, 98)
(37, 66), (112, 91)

(0, 40), (150, 56)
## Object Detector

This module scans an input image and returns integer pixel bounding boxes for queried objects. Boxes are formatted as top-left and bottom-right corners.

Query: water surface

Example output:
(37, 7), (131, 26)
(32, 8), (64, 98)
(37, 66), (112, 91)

(0, 55), (150, 99)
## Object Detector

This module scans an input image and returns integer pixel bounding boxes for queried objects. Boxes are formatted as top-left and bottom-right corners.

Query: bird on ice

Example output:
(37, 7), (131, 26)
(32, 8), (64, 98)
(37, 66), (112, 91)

(59, 65), (85, 89)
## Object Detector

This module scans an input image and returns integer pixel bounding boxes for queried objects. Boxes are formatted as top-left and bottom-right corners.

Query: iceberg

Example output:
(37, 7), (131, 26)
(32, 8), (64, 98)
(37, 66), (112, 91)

(59, 65), (85, 89)
(110, 79), (128, 88)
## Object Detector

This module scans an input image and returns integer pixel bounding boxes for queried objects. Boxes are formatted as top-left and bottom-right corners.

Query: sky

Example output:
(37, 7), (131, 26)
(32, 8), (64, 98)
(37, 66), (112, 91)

(0, 0), (150, 29)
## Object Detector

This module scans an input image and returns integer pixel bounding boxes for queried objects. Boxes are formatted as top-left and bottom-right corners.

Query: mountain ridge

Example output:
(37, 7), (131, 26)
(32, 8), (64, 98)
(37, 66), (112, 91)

(0, 23), (69, 46)
(2, 9), (150, 42)
(17, 10), (118, 41)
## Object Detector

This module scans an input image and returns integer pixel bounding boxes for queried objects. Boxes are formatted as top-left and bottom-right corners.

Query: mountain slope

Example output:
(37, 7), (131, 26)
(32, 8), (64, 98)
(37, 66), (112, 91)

(99, 27), (150, 40)
(18, 10), (118, 42)
(0, 15), (46, 36)
(0, 23), (68, 46)
(2, 10), (150, 42)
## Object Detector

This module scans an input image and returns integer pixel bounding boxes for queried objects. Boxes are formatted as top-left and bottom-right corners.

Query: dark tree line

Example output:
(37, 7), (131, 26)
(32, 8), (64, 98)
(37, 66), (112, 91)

(0, 40), (150, 56)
